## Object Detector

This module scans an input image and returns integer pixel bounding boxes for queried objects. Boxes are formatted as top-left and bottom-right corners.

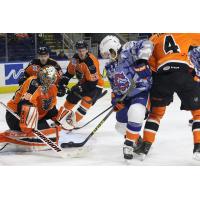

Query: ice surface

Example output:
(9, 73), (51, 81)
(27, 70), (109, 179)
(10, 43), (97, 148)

(0, 90), (199, 166)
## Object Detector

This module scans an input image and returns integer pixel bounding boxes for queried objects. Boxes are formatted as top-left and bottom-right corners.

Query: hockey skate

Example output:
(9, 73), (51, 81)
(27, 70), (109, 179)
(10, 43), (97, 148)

(123, 140), (138, 160)
(193, 143), (200, 161)
(189, 119), (193, 126)
(135, 141), (152, 161)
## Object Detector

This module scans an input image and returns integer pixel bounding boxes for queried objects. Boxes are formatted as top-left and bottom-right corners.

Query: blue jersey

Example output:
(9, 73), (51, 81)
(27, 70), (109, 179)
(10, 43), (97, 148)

(189, 47), (200, 77)
(105, 39), (153, 100)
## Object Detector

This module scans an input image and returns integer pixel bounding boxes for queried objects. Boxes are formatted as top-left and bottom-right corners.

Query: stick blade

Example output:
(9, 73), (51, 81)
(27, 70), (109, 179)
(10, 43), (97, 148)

(61, 141), (84, 148)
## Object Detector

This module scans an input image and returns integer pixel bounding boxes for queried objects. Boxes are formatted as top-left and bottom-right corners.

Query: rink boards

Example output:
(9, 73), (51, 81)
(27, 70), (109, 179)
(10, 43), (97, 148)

(0, 59), (110, 93)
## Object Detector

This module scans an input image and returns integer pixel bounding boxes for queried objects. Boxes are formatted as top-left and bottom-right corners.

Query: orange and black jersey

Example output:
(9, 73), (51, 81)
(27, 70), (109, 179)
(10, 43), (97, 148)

(64, 53), (104, 90)
(8, 76), (58, 120)
(149, 33), (199, 73)
(18, 58), (63, 85)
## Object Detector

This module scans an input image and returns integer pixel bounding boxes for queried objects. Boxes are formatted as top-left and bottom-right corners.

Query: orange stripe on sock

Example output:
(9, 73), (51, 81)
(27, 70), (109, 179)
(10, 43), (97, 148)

(64, 101), (75, 110)
(126, 131), (139, 142)
(75, 112), (83, 122)
(143, 130), (156, 143)
(193, 131), (200, 144)
(81, 96), (92, 109)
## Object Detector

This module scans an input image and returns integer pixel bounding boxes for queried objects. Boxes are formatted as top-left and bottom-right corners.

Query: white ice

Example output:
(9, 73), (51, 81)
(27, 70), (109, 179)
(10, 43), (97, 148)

(0, 90), (199, 166)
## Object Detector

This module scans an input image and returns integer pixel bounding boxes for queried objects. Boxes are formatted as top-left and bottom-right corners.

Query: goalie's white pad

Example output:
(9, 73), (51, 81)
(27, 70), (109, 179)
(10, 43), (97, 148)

(57, 107), (76, 130)
(20, 105), (39, 132)
(26, 106), (38, 129)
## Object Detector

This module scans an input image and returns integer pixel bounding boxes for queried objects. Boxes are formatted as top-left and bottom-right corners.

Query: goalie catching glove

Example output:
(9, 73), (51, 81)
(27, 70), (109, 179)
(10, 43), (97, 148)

(20, 105), (39, 133)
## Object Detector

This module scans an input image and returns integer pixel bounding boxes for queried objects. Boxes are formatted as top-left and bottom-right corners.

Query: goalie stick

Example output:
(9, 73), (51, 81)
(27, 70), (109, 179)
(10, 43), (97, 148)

(0, 102), (63, 155)
(61, 80), (136, 148)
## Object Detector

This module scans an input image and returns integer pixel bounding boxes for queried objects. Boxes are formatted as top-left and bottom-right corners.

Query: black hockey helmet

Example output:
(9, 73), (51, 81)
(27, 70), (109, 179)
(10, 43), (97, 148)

(38, 47), (49, 55)
(75, 40), (88, 49)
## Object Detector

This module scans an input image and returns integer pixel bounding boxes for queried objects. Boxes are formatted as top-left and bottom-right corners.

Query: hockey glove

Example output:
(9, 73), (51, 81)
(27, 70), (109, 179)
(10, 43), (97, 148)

(59, 76), (70, 86)
(134, 64), (151, 79)
(71, 84), (83, 94)
(57, 84), (66, 97)
(111, 93), (125, 112)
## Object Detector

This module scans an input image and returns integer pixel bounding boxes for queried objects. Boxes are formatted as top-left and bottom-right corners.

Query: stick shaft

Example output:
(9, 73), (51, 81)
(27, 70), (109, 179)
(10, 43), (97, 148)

(74, 104), (113, 130)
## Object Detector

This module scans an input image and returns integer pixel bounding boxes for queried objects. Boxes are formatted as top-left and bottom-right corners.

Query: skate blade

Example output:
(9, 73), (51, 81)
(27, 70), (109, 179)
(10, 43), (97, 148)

(137, 153), (146, 161)
(193, 152), (200, 161)
(124, 159), (132, 165)
(123, 153), (146, 164)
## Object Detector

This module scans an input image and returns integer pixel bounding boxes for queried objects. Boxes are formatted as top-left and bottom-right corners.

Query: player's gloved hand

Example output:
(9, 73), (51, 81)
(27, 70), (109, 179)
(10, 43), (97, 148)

(134, 64), (151, 79)
(57, 84), (66, 97)
(71, 84), (83, 94)
(111, 93), (125, 112)
(59, 76), (70, 86)
(18, 75), (26, 86)
(20, 105), (38, 134)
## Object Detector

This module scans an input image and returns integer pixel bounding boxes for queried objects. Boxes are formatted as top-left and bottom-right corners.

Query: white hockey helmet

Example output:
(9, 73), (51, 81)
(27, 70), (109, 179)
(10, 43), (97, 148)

(99, 35), (121, 60)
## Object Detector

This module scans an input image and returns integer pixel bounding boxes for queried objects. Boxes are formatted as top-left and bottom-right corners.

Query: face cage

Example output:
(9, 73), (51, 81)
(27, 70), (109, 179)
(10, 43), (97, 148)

(40, 73), (56, 91)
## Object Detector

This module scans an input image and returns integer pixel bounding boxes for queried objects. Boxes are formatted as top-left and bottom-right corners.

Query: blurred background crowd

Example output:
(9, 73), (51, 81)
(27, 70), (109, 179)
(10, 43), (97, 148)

(0, 33), (151, 62)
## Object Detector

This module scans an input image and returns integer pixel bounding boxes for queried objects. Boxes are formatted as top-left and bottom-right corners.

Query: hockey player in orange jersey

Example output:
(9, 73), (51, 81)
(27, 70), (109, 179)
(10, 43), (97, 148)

(138, 33), (200, 160)
(18, 47), (63, 86)
(57, 40), (104, 127)
(0, 66), (72, 151)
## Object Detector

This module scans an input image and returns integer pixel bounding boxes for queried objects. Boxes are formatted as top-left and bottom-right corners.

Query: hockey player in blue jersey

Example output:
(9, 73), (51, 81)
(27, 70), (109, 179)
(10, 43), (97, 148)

(189, 46), (200, 77)
(99, 35), (153, 160)
(188, 46), (200, 126)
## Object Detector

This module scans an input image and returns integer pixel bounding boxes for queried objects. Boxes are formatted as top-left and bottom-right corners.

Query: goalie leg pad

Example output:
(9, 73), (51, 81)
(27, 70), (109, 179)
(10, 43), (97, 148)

(0, 127), (61, 152)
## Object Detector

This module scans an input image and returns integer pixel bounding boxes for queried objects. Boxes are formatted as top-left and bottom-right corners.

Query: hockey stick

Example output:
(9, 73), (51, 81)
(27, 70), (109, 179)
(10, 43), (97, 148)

(67, 87), (108, 104)
(74, 104), (113, 130)
(61, 80), (136, 148)
(0, 102), (63, 154)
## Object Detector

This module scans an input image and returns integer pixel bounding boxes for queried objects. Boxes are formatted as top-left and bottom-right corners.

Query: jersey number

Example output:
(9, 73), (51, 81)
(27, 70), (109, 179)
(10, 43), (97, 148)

(164, 35), (180, 54)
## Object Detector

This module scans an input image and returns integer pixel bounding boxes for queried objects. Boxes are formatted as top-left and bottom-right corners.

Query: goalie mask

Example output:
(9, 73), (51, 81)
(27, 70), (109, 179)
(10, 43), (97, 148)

(38, 66), (57, 93)
(99, 35), (122, 60)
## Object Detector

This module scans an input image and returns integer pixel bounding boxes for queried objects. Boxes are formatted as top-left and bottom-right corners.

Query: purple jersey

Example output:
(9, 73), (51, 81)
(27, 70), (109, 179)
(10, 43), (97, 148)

(189, 47), (200, 77)
(105, 39), (153, 100)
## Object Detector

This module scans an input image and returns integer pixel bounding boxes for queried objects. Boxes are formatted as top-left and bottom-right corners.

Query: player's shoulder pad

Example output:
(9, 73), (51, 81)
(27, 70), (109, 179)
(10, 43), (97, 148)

(47, 58), (59, 66)
(84, 54), (97, 74)
(122, 41), (137, 51)
(137, 39), (154, 60)
(71, 53), (79, 65)
(149, 33), (164, 44)
(25, 59), (40, 72)
(140, 39), (154, 49)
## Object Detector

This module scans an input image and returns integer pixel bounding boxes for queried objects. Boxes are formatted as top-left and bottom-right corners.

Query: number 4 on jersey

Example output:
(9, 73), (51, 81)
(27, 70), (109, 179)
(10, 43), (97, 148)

(164, 35), (180, 54)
